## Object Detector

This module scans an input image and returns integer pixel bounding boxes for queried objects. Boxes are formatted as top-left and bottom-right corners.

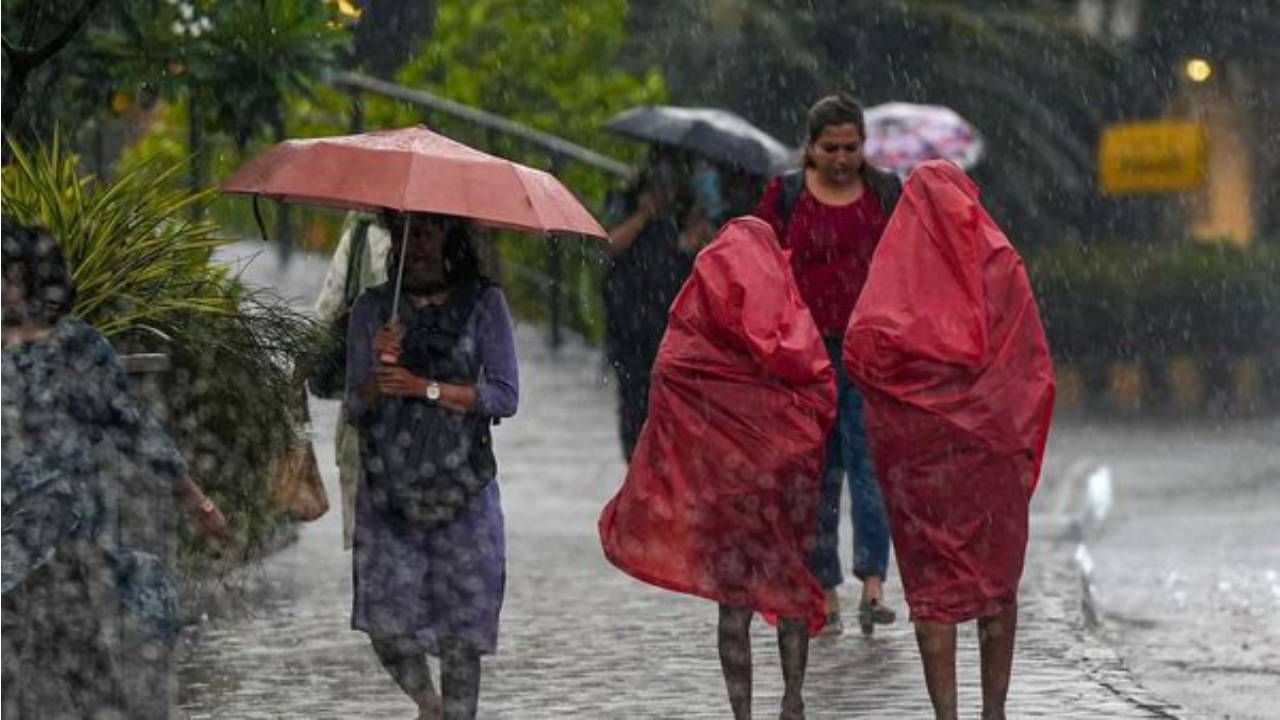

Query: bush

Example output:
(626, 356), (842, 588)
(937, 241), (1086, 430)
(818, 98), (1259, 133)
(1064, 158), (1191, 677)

(1026, 240), (1280, 365)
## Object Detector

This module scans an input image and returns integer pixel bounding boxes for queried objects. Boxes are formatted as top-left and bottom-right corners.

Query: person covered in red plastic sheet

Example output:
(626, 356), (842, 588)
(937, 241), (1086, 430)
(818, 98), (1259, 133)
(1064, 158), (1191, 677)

(599, 216), (837, 720)
(843, 160), (1055, 720)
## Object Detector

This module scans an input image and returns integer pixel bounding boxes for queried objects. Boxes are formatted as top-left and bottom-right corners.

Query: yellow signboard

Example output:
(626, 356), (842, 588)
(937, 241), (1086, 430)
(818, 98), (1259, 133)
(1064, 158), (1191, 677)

(1099, 121), (1206, 194)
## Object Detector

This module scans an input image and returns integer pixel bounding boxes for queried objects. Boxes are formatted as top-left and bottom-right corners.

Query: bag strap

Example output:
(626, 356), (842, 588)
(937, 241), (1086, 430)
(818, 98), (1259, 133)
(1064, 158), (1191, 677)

(775, 170), (805, 241)
(863, 165), (903, 216)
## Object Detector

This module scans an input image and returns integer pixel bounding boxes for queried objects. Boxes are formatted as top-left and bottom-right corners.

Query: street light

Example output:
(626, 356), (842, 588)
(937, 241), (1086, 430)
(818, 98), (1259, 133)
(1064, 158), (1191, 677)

(1185, 58), (1213, 83)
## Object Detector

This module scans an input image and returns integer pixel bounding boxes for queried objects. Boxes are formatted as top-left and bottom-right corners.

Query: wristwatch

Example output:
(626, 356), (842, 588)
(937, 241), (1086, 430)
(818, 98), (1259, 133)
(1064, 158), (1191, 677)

(425, 380), (442, 402)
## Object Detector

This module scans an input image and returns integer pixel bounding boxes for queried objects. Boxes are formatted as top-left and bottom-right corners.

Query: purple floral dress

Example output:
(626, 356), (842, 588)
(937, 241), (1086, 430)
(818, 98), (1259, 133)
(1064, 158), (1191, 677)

(345, 282), (519, 655)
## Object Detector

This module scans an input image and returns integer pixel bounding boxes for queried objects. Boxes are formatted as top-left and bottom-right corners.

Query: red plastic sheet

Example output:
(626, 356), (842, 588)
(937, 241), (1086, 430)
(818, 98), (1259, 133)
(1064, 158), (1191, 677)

(599, 217), (836, 632)
(843, 161), (1056, 623)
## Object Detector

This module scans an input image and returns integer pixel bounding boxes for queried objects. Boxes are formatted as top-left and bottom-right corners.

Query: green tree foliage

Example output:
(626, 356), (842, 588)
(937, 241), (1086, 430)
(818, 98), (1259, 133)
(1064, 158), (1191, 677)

(2, 0), (350, 176)
(364, 0), (667, 342)
(1, 0), (114, 146)
(373, 0), (663, 200)
(351, 0), (438, 80)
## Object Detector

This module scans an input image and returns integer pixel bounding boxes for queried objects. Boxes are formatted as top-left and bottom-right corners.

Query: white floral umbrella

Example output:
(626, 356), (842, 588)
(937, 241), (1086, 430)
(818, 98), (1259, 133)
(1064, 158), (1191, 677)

(863, 102), (984, 176)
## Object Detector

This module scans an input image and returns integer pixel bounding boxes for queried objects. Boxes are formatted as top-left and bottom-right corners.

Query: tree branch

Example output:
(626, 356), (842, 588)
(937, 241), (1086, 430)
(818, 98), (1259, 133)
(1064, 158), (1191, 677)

(2, 0), (107, 133)
(26, 0), (106, 68)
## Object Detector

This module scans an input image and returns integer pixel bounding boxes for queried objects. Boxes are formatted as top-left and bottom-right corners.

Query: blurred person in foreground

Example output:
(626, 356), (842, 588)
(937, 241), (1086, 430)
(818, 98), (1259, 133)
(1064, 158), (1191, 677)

(603, 145), (708, 461)
(345, 211), (518, 720)
(600, 217), (836, 720)
(2, 218), (227, 717)
(311, 212), (391, 549)
(842, 161), (1055, 720)
(753, 93), (902, 636)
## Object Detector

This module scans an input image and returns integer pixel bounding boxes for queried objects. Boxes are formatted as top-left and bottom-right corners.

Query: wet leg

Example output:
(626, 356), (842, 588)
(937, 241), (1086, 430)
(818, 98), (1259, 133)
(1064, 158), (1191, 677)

(371, 636), (442, 719)
(978, 604), (1018, 720)
(439, 638), (482, 720)
(914, 620), (958, 720)
(718, 605), (753, 720)
(777, 617), (809, 719)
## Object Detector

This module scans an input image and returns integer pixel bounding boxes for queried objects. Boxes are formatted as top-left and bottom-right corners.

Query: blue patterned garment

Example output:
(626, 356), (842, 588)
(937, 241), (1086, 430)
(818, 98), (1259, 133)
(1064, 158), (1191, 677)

(2, 317), (185, 641)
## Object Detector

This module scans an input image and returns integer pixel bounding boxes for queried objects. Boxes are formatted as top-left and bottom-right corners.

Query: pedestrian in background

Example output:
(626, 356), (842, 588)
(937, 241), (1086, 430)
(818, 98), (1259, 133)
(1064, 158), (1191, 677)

(601, 217), (837, 720)
(843, 161), (1055, 719)
(345, 211), (518, 720)
(2, 218), (227, 718)
(753, 93), (902, 635)
(312, 212), (391, 549)
(602, 145), (705, 461)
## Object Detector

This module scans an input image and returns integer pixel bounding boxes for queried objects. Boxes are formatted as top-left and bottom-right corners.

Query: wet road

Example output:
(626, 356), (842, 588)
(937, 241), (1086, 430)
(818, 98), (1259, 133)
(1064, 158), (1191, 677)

(176, 246), (1183, 718)
(1052, 420), (1280, 720)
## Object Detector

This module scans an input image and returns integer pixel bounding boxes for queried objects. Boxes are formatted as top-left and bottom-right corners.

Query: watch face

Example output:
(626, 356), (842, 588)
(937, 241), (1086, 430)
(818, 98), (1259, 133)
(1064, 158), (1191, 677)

(427, 383), (441, 401)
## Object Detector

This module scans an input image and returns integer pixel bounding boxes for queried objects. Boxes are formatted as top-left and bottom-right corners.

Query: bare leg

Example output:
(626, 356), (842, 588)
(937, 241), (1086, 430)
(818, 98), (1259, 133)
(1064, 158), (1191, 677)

(914, 620), (958, 720)
(978, 604), (1018, 720)
(439, 638), (482, 720)
(861, 575), (883, 603)
(371, 637), (442, 719)
(718, 605), (753, 720)
(777, 617), (809, 719)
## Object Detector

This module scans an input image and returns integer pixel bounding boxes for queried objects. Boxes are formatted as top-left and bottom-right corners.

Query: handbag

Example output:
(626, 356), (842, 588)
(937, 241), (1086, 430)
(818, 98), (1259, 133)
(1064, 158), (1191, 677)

(269, 438), (329, 522)
(307, 221), (371, 399)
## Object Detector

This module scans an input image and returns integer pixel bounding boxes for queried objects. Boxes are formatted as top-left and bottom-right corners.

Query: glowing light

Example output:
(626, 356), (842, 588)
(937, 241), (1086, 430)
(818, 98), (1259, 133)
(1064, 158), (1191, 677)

(1185, 58), (1213, 83)
(336, 0), (362, 19)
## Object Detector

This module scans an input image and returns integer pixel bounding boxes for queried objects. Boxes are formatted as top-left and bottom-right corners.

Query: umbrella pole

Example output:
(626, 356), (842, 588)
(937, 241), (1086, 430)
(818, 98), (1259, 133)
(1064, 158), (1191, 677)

(389, 213), (411, 323)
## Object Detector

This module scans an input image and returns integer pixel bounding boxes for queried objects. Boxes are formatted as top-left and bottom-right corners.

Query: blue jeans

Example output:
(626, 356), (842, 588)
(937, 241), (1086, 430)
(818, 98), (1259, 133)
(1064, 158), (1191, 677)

(810, 337), (892, 589)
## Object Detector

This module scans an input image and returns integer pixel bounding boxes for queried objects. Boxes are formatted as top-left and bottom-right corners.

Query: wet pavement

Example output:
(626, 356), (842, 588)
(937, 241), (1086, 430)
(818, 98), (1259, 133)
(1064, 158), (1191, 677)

(177, 246), (1184, 718)
(1051, 421), (1280, 720)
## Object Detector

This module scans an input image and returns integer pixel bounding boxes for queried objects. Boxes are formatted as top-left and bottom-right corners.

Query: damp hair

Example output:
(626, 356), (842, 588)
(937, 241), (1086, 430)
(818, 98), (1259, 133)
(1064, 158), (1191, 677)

(805, 93), (867, 144)
(1, 216), (77, 326)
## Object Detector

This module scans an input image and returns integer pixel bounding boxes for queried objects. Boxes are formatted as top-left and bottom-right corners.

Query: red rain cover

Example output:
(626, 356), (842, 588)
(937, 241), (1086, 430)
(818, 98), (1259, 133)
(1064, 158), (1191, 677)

(599, 217), (836, 632)
(843, 161), (1055, 623)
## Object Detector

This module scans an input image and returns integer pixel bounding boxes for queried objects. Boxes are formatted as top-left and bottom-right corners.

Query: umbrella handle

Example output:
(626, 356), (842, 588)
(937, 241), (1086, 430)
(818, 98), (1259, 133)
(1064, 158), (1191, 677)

(389, 213), (410, 324)
(378, 214), (410, 366)
(252, 195), (269, 244)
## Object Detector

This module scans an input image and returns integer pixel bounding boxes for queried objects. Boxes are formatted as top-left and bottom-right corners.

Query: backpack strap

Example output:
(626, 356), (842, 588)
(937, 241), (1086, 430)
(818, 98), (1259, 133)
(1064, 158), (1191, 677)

(775, 170), (805, 240)
(863, 165), (903, 216)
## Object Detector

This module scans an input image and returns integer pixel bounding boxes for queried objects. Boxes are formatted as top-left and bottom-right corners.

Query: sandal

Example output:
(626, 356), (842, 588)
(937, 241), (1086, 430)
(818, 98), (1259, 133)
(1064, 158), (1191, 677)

(857, 598), (896, 636)
(816, 611), (843, 637)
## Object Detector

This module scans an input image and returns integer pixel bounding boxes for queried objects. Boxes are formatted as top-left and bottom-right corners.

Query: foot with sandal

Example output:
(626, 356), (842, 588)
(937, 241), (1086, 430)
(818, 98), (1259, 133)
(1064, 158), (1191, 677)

(818, 575), (897, 638)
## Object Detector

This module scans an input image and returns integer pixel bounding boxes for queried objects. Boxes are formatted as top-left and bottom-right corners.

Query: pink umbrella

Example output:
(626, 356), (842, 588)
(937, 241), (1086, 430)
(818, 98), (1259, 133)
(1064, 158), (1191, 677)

(863, 103), (984, 177)
(223, 125), (606, 237)
(223, 125), (607, 317)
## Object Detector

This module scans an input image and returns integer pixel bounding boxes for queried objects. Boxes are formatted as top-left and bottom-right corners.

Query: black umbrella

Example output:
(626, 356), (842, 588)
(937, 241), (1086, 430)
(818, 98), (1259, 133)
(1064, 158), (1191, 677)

(605, 105), (797, 177)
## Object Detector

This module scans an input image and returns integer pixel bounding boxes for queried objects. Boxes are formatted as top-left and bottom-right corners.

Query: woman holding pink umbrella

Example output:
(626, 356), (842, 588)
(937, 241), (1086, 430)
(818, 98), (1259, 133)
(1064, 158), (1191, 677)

(224, 126), (606, 720)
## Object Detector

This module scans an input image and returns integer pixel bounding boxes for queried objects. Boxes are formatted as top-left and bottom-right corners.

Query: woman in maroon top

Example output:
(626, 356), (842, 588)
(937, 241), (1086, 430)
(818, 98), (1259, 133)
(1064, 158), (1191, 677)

(753, 94), (902, 637)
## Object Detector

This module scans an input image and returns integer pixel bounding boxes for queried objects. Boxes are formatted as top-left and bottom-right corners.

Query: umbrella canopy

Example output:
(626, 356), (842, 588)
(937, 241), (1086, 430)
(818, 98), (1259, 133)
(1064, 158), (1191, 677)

(605, 105), (796, 177)
(222, 125), (607, 238)
(863, 102), (984, 176)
